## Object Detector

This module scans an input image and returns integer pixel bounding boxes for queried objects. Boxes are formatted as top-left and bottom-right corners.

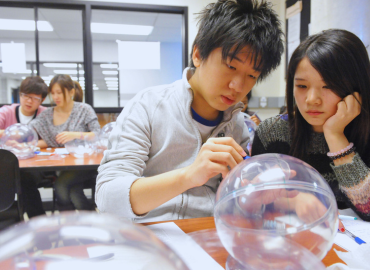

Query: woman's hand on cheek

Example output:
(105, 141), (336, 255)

(323, 92), (361, 136)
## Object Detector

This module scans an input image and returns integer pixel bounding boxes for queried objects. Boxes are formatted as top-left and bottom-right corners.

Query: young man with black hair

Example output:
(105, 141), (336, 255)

(0, 76), (48, 218)
(0, 76), (47, 136)
(96, 0), (284, 222)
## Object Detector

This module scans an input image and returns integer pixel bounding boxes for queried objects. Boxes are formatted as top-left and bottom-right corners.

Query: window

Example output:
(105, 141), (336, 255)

(0, 7), (36, 104)
(91, 9), (184, 108)
(0, 1), (188, 113)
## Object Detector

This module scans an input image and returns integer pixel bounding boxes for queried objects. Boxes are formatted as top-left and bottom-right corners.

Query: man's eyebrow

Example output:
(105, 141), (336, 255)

(227, 53), (243, 63)
(294, 78), (307, 81)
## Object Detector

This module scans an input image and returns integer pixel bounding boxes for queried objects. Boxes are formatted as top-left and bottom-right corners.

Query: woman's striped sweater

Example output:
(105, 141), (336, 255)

(251, 116), (370, 221)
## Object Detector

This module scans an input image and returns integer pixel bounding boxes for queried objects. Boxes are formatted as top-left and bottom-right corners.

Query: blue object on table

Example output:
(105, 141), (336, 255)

(345, 229), (366, 244)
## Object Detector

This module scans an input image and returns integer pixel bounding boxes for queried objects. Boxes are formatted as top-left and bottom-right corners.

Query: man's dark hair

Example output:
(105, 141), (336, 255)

(20, 76), (48, 99)
(190, 0), (284, 81)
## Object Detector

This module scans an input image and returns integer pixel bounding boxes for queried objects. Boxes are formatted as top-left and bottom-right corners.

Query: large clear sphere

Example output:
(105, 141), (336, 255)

(0, 212), (189, 270)
(0, 123), (38, 159)
(214, 153), (337, 270)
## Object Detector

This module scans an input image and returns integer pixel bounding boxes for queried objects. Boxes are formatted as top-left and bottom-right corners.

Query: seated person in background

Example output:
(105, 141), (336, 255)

(0, 76), (48, 218)
(252, 29), (370, 221)
(96, 0), (284, 222)
(0, 76), (47, 136)
(30, 75), (101, 211)
(241, 91), (261, 126)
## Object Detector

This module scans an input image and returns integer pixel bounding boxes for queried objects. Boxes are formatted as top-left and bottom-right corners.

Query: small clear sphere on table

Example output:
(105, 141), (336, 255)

(0, 123), (38, 159)
(0, 212), (189, 270)
(65, 136), (97, 158)
(214, 153), (338, 270)
(97, 122), (116, 152)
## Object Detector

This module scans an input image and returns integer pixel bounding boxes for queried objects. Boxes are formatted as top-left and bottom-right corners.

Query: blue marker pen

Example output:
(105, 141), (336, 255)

(344, 229), (366, 245)
(243, 155), (250, 160)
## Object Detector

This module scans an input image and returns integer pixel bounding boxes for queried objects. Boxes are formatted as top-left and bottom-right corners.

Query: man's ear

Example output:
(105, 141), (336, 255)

(192, 45), (202, 68)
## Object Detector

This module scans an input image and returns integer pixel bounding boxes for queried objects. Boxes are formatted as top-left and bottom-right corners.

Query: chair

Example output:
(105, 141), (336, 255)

(0, 149), (24, 231)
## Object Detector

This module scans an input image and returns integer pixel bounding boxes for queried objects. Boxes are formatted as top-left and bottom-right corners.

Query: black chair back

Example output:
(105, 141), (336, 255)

(0, 149), (24, 228)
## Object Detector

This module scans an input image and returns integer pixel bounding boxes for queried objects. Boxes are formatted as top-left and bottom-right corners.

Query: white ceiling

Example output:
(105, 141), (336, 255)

(0, 7), (183, 42)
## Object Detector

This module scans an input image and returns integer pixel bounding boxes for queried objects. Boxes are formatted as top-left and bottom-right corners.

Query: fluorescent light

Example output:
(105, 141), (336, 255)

(0, 19), (53, 31)
(107, 87), (118, 90)
(43, 63), (77, 68)
(21, 76), (26, 79)
(100, 64), (118, 69)
(53, 70), (85, 75)
(102, 70), (118, 75)
(104, 77), (118, 81)
(91, 23), (153, 36)
(106, 81), (118, 84)
(20, 69), (37, 74)
(93, 87), (99, 90)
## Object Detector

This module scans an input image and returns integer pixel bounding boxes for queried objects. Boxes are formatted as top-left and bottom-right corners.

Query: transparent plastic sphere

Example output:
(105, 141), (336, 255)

(0, 212), (189, 270)
(0, 123), (38, 159)
(65, 137), (96, 158)
(214, 153), (338, 270)
(98, 122), (116, 150)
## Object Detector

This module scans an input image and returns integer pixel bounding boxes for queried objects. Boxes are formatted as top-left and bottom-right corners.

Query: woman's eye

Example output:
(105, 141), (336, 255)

(227, 64), (236, 70)
(296, 85), (307, 89)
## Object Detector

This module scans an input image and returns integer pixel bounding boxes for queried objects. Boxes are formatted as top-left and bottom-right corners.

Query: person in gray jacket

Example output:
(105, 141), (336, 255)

(96, 0), (284, 222)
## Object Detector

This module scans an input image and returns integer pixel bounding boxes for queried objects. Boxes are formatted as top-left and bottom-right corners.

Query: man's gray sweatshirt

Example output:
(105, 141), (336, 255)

(96, 68), (250, 222)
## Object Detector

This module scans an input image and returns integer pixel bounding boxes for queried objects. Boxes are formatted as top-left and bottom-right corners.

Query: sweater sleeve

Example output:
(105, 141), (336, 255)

(83, 104), (101, 133)
(95, 95), (152, 220)
(251, 116), (290, 157)
(29, 109), (59, 147)
(330, 153), (370, 220)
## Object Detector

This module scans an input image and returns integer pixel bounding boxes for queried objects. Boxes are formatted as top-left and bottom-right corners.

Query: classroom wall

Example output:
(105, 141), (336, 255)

(310, 0), (370, 56)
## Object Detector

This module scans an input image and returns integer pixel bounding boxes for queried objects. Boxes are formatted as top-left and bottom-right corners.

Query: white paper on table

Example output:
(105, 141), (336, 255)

(54, 148), (69, 155)
(334, 209), (369, 252)
(37, 152), (53, 156)
(147, 222), (224, 270)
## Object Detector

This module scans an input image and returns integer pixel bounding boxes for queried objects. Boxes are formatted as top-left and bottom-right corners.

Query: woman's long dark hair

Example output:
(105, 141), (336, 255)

(286, 29), (370, 160)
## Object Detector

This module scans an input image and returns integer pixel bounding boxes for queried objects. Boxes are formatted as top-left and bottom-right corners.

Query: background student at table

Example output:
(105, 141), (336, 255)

(240, 90), (260, 126)
(252, 29), (370, 221)
(0, 76), (48, 218)
(96, 0), (284, 222)
(30, 74), (101, 211)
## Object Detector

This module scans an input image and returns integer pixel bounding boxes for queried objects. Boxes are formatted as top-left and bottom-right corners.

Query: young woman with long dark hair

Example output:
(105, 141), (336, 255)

(252, 29), (370, 221)
(31, 75), (100, 211)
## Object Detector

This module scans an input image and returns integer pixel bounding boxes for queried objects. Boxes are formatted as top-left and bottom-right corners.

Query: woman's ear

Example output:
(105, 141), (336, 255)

(192, 45), (202, 68)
